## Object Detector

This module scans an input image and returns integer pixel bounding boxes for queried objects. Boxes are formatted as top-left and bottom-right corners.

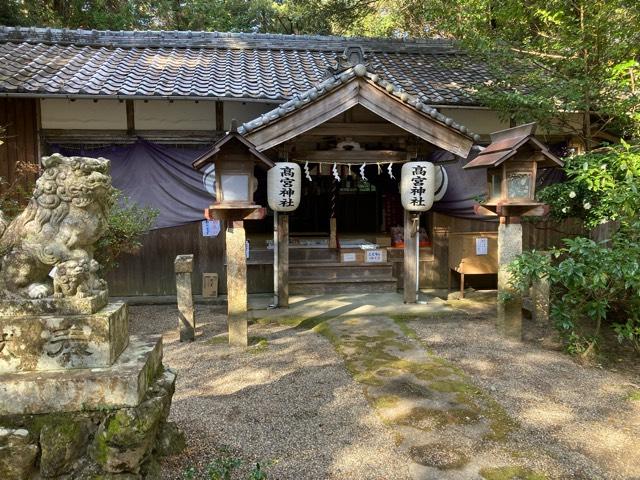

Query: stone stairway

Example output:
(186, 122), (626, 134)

(289, 248), (397, 294)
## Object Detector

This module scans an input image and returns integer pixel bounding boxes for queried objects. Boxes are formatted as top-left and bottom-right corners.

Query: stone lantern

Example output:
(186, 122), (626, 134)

(193, 122), (274, 347)
(464, 123), (563, 339)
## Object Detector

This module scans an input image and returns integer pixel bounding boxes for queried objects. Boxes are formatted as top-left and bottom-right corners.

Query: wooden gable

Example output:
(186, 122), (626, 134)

(244, 77), (474, 158)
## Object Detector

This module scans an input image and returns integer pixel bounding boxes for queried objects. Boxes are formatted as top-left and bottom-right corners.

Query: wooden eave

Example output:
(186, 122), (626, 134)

(244, 77), (474, 158)
(192, 131), (275, 170)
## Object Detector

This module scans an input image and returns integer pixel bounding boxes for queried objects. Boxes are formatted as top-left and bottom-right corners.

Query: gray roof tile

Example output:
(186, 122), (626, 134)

(0, 26), (491, 104)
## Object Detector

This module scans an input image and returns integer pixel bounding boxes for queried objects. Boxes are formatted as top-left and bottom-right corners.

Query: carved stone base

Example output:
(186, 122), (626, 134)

(0, 366), (182, 480)
(0, 336), (162, 415)
(0, 302), (129, 373)
(0, 290), (108, 316)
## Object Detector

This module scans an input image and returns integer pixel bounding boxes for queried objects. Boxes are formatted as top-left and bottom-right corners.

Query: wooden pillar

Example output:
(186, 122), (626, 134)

(497, 217), (522, 339)
(226, 220), (248, 347)
(403, 210), (418, 303)
(125, 100), (135, 134)
(277, 213), (289, 307)
(174, 254), (195, 342)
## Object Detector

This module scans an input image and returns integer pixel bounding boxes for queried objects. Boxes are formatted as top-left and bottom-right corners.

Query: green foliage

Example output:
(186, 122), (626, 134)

(508, 231), (640, 357)
(538, 143), (640, 228)
(94, 191), (158, 273)
(206, 456), (242, 480)
(182, 452), (269, 480)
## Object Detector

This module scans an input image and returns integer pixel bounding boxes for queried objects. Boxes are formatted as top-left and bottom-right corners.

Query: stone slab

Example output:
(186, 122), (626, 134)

(0, 302), (129, 373)
(174, 254), (194, 273)
(0, 290), (108, 316)
(0, 335), (162, 415)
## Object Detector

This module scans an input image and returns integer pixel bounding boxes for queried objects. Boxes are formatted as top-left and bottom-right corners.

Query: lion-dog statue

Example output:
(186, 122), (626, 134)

(0, 154), (113, 299)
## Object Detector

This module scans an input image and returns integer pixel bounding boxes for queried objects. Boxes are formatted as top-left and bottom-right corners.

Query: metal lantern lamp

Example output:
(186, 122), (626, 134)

(464, 123), (563, 218)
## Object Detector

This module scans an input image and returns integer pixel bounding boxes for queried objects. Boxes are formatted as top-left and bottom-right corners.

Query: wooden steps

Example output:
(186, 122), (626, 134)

(288, 248), (397, 294)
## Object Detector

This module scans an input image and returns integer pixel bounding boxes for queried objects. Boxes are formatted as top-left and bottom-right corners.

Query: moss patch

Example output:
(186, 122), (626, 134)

(627, 389), (640, 401)
(248, 336), (269, 353)
(409, 443), (469, 470)
(479, 466), (547, 480)
(206, 335), (228, 346)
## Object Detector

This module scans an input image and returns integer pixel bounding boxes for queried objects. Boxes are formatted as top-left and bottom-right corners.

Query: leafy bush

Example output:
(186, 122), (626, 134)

(537, 142), (640, 229)
(508, 228), (640, 358)
(94, 191), (158, 273)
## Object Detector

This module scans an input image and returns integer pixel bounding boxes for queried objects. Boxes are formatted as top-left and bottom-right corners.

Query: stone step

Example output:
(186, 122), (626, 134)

(289, 277), (398, 294)
(290, 262), (394, 280)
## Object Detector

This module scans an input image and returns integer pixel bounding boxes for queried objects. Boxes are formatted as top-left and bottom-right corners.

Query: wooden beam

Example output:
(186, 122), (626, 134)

(304, 122), (406, 136)
(42, 129), (224, 144)
(126, 100), (135, 134)
(246, 81), (360, 151)
(403, 210), (418, 303)
(216, 101), (224, 131)
(293, 149), (407, 163)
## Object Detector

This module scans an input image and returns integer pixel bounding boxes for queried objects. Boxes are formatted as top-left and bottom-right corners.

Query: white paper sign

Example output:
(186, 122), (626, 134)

(366, 250), (384, 263)
(475, 237), (488, 256)
(342, 253), (357, 262)
(201, 220), (221, 237)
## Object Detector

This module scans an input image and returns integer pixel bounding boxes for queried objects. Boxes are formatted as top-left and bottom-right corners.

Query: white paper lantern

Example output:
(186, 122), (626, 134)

(267, 162), (301, 212)
(434, 165), (448, 202)
(401, 161), (435, 211)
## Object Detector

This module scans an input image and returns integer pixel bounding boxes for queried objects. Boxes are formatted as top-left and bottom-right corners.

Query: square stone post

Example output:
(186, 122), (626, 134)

(174, 254), (195, 342)
(403, 210), (418, 304)
(497, 218), (522, 339)
(226, 220), (248, 347)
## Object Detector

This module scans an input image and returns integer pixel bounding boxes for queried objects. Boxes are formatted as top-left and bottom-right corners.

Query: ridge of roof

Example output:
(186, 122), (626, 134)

(238, 64), (481, 142)
(0, 25), (460, 53)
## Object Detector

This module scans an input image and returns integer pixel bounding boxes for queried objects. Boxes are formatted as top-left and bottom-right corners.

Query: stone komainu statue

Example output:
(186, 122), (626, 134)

(0, 154), (113, 299)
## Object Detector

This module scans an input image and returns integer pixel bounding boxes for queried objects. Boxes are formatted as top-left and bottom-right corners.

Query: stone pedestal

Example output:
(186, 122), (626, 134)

(175, 254), (195, 342)
(226, 221), (248, 347)
(0, 301), (182, 479)
(497, 220), (523, 339)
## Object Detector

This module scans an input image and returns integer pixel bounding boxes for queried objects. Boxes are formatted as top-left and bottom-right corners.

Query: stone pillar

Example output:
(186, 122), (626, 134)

(531, 251), (551, 325)
(277, 213), (289, 308)
(497, 219), (522, 339)
(174, 254), (195, 342)
(403, 210), (418, 303)
(226, 221), (248, 347)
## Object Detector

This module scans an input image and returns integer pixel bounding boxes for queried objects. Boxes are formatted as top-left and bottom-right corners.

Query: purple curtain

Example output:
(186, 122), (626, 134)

(53, 140), (212, 229)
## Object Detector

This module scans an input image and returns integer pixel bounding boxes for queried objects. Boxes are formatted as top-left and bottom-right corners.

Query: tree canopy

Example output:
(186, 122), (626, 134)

(1, 0), (638, 144)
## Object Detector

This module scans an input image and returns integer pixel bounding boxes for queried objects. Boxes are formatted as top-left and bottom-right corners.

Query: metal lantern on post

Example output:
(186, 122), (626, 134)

(267, 162), (302, 309)
(192, 121), (274, 347)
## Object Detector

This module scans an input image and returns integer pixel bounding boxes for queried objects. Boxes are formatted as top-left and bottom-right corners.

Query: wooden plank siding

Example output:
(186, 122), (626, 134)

(0, 98), (40, 194)
(106, 214), (584, 297)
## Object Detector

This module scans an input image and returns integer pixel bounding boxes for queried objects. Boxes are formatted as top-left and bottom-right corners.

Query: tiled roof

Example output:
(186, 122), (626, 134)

(0, 26), (491, 105)
(239, 64), (481, 142)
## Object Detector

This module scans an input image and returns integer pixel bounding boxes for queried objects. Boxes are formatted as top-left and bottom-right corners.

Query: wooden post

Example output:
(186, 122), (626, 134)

(174, 254), (195, 342)
(226, 220), (248, 347)
(403, 210), (418, 303)
(126, 100), (135, 134)
(277, 213), (289, 307)
(497, 217), (522, 339)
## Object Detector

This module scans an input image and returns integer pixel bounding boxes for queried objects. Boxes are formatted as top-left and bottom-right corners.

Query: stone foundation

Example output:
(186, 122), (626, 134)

(0, 302), (184, 479)
(0, 365), (182, 479)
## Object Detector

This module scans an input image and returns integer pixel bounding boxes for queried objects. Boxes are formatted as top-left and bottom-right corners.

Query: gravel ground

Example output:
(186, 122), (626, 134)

(129, 305), (412, 480)
(409, 297), (640, 480)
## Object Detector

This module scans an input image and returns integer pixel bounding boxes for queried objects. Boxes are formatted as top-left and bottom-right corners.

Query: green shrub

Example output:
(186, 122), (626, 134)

(508, 228), (640, 357)
(94, 190), (158, 273)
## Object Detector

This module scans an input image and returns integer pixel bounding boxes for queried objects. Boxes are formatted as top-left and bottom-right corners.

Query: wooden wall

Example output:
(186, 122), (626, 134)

(0, 98), (40, 192)
(106, 214), (585, 297)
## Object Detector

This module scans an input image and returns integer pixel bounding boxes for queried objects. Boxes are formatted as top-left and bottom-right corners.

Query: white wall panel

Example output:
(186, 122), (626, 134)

(41, 99), (126, 129)
(134, 100), (215, 130)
